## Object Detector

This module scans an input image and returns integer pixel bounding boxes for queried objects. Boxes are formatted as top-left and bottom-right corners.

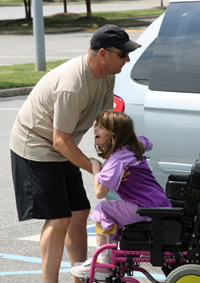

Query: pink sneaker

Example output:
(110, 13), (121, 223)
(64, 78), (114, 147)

(71, 258), (112, 280)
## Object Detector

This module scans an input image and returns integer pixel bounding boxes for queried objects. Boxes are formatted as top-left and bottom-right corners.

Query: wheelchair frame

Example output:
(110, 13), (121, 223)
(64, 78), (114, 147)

(84, 160), (200, 283)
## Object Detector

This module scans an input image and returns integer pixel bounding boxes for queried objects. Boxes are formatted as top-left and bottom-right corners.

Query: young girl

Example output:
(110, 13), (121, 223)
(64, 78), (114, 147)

(71, 110), (171, 280)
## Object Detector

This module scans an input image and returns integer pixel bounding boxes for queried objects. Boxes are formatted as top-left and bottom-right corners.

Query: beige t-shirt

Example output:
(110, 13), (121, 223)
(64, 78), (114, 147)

(10, 54), (114, 162)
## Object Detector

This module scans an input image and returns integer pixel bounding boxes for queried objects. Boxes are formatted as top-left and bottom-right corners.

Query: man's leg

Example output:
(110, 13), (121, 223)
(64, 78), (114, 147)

(40, 217), (71, 283)
(65, 209), (90, 283)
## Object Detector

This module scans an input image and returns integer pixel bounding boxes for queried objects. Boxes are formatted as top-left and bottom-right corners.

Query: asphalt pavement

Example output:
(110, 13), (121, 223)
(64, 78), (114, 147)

(0, 3), (168, 282)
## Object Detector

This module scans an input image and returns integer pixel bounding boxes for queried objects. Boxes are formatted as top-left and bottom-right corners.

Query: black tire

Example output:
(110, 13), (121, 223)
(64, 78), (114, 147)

(165, 264), (200, 283)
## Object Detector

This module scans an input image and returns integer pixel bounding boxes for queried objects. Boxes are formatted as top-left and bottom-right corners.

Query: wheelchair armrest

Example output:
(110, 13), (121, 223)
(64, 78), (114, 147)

(170, 199), (185, 207)
(136, 207), (184, 218)
(168, 174), (190, 183)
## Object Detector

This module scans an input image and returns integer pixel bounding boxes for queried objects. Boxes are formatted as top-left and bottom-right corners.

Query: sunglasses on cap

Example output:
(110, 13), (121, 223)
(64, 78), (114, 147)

(105, 48), (129, 59)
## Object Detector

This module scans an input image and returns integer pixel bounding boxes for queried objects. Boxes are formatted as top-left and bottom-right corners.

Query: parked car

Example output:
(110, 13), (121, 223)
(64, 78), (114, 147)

(109, 0), (200, 200)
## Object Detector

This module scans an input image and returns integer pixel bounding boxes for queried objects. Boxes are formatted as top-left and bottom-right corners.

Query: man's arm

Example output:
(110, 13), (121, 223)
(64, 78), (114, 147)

(53, 128), (92, 174)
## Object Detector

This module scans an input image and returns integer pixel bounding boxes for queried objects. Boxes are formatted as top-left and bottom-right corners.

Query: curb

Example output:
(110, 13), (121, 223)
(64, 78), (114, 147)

(0, 87), (33, 98)
(0, 27), (85, 35)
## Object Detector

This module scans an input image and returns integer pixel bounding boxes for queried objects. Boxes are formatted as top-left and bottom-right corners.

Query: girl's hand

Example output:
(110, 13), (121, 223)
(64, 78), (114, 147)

(121, 166), (130, 182)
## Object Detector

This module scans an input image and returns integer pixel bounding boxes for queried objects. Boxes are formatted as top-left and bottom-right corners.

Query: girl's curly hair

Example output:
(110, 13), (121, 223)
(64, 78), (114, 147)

(94, 110), (145, 160)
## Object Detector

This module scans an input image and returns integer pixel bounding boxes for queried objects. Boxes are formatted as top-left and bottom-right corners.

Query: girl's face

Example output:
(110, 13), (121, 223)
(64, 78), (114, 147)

(93, 121), (110, 148)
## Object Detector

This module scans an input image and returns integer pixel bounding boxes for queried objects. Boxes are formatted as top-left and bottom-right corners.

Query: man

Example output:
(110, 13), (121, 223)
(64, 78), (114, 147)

(10, 24), (141, 283)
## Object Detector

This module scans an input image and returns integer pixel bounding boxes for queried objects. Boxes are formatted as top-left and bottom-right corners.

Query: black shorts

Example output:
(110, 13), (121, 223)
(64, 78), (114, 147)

(11, 150), (91, 221)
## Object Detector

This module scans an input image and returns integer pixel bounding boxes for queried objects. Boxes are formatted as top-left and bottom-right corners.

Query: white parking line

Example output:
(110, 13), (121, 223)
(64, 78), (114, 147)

(18, 224), (97, 247)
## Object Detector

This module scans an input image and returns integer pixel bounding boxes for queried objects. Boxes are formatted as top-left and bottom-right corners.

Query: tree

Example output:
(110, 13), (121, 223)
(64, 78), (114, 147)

(23, 0), (31, 20)
(63, 0), (67, 13)
(86, 0), (92, 17)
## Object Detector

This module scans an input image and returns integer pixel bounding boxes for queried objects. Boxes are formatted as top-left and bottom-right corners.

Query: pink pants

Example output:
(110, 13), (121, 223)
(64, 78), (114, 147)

(91, 200), (151, 241)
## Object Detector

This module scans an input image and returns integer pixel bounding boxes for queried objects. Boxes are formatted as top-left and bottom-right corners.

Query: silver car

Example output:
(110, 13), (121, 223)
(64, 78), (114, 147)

(110, 0), (200, 200)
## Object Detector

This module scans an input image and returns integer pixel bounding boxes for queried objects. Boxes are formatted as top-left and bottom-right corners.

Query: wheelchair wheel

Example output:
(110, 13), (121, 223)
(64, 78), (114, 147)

(165, 264), (200, 283)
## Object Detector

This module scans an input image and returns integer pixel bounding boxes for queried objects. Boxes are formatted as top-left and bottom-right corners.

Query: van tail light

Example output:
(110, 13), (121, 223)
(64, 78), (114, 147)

(113, 95), (125, 112)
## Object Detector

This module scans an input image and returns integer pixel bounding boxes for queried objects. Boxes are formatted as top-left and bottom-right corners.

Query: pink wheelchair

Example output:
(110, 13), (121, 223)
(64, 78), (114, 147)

(84, 159), (200, 283)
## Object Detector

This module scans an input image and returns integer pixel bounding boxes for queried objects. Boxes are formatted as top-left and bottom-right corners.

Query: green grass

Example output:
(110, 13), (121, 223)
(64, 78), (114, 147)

(0, 0), (75, 5)
(92, 9), (165, 18)
(0, 9), (165, 32)
(0, 60), (67, 89)
(0, 0), (22, 4)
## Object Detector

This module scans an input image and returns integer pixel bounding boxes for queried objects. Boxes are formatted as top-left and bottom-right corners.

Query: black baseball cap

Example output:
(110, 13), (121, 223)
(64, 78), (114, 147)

(90, 24), (141, 52)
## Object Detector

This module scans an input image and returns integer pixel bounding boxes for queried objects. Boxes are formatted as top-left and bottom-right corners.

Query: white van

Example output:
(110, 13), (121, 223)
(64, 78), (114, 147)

(110, 0), (200, 200)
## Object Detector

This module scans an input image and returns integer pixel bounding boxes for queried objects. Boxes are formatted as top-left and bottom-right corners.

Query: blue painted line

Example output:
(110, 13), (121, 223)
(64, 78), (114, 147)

(59, 269), (71, 273)
(88, 225), (96, 236)
(134, 271), (165, 280)
(0, 253), (166, 279)
(0, 269), (71, 276)
(0, 270), (42, 276)
(0, 253), (70, 267)
(0, 253), (42, 264)
(87, 226), (96, 233)
(0, 267), (165, 279)
(0, 253), (71, 276)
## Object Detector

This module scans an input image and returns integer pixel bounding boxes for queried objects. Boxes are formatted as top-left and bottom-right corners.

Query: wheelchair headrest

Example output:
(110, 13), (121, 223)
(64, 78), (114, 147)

(166, 175), (191, 200)
(190, 158), (200, 188)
